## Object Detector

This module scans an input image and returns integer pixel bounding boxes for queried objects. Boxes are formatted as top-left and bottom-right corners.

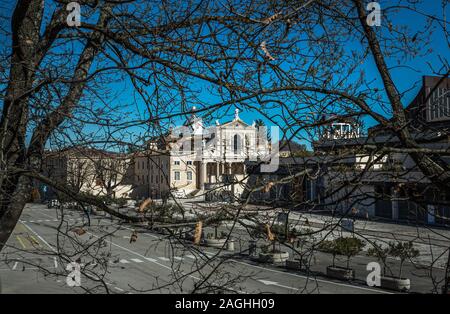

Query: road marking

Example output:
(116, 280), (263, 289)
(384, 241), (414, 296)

(114, 287), (124, 292)
(54, 257), (58, 269)
(186, 255), (195, 259)
(231, 260), (393, 294)
(86, 232), (202, 283)
(174, 257), (184, 261)
(119, 259), (130, 264)
(257, 279), (299, 291)
(16, 236), (27, 249)
(157, 257), (170, 262)
(130, 258), (144, 263)
(29, 235), (40, 247)
(21, 222), (57, 252)
(145, 257), (157, 262)
(0, 267), (39, 271)
(12, 262), (18, 270)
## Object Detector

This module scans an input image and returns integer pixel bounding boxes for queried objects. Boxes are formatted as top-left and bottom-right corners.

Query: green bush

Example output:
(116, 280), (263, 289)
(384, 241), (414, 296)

(367, 244), (390, 276)
(388, 241), (419, 279)
(319, 237), (365, 269)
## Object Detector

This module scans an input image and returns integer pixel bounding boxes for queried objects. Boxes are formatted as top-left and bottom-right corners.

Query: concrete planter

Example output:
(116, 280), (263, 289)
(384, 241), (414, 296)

(326, 266), (355, 281)
(286, 258), (309, 270)
(380, 276), (410, 292)
(205, 238), (227, 248)
(259, 251), (289, 264)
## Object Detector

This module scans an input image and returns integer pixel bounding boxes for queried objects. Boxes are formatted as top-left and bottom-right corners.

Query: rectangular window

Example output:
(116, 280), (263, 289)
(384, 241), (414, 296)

(174, 171), (180, 181)
(187, 161), (192, 165)
(174, 161), (180, 165)
(187, 171), (192, 181)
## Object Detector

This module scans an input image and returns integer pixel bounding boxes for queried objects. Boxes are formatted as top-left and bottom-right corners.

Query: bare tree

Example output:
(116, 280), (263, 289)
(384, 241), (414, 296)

(0, 0), (449, 294)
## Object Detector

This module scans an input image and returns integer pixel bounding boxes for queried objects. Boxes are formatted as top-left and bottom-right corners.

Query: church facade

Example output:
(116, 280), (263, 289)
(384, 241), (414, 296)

(132, 108), (272, 200)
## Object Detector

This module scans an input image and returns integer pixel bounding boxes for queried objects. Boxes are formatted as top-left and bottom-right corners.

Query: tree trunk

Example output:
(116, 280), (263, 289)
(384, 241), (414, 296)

(353, 0), (450, 191)
(0, 0), (44, 252)
(0, 176), (32, 251)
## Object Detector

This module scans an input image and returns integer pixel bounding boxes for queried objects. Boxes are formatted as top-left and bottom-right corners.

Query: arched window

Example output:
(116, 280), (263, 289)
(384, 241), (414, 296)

(233, 134), (241, 154)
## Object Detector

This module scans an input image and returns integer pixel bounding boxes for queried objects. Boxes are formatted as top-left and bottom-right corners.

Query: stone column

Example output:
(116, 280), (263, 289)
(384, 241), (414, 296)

(216, 162), (220, 183)
(200, 161), (207, 190)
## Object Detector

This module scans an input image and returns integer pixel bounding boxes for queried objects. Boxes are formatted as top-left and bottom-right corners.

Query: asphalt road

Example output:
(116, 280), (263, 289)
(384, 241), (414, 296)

(0, 203), (397, 294)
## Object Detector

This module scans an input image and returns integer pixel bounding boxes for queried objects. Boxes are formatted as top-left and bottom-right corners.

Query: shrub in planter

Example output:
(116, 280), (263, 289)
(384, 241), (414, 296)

(367, 243), (390, 276)
(259, 250), (289, 264)
(258, 242), (289, 264)
(384, 241), (418, 291)
(204, 226), (227, 248)
(287, 228), (316, 271)
(336, 237), (365, 270)
(286, 258), (309, 270)
(318, 240), (339, 267)
(319, 237), (365, 281)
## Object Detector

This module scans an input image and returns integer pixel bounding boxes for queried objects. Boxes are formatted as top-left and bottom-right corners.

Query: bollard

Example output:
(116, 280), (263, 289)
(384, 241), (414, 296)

(227, 240), (235, 251)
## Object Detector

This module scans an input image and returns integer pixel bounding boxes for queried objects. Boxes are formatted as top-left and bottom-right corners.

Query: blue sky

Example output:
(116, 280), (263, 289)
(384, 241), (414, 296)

(1, 0), (448, 150)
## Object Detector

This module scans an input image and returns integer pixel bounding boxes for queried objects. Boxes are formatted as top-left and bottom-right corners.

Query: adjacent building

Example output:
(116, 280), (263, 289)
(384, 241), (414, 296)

(40, 147), (134, 200)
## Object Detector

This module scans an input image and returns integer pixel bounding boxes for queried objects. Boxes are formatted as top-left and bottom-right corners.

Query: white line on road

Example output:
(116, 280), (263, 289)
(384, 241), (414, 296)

(21, 222), (56, 252)
(145, 257), (157, 262)
(54, 257), (58, 269)
(119, 259), (130, 264)
(86, 232), (202, 282)
(12, 262), (18, 270)
(114, 287), (124, 292)
(87, 232), (173, 271)
(157, 257), (170, 262)
(257, 279), (298, 291)
(130, 258), (144, 263)
(0, 267), (39, 271)
(231, 259), (392, 294)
